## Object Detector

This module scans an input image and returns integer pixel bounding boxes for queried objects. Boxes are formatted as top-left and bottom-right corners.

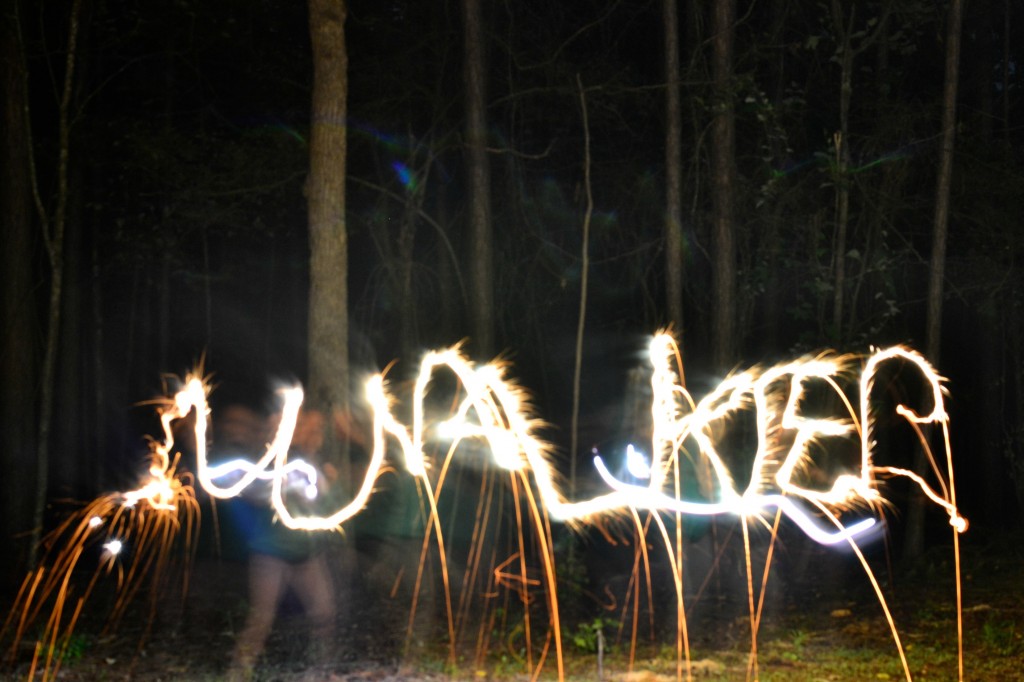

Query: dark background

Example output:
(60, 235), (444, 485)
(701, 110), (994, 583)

(2, 0), (1023, 593)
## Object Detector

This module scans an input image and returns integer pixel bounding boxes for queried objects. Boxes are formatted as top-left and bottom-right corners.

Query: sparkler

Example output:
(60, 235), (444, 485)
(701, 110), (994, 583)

(2, 385), (201, 681)
(4, 332), (966, 681)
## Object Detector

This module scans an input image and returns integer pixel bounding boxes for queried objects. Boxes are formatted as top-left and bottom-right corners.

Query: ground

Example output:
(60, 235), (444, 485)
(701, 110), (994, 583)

(2, 528), (1022, 681)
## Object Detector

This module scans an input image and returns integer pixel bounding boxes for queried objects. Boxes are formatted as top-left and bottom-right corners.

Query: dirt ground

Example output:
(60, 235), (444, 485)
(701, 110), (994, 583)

(3, 527), (1023, 681)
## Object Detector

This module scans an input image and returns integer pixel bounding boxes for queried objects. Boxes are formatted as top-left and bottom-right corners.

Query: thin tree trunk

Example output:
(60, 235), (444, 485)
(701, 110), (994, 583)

(435, 187), (456, 345)
(29, 0), (83, 568)
(462, 0), (493, 358)
(569, 75), (593, 506)
(397, 134), (432, 360)
(91, 231), (106, 492)
(664, 0), (684, 337)
(832, 41), (852, 342)
(398, 198), (419, 361)
(828, 0), (890, 343)
(397, 182), (419, 359)
(904, 0), (963, 562)
(711, 0), (736, 372)
(57, 164), (85, 496)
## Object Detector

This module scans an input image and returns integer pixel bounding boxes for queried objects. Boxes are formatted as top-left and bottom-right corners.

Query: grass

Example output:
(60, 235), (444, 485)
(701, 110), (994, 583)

(5, 530), (1023, 681)
(4, 599), (1021, 681)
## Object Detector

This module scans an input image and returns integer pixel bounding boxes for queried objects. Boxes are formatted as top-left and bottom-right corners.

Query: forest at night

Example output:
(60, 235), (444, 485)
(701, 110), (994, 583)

(2, 1), (1024, 680)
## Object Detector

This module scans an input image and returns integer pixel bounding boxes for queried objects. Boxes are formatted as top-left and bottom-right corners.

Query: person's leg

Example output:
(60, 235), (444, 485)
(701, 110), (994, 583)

(229, 553), (289, 680)
(291, 552), (337, 668)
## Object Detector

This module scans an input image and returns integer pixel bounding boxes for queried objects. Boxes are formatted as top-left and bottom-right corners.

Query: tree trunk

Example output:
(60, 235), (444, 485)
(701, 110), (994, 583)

(29, 0), (83, 568)
(0, 0), (39, 582)
(569, 75), (593, 505)
(462, 0), (493, 358)
(710, 0), (736, 372)
(829, 0), (853, 341)
(904, 0), (963, 561)
(397, 196), (419, 362)
(828, 1), (890, 343)
(91, 230), (106, 493)
(664, 0), (684, 337)
(307, 0), (350, 472)
(396, 134), (433, 361)
(56, 164), (85, 497)
(830, 9), (857, 343)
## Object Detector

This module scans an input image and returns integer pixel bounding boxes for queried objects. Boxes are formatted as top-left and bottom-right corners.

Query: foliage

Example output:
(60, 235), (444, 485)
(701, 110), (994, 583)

(43, 632), (90, 665)
(568, 616), (608, 654)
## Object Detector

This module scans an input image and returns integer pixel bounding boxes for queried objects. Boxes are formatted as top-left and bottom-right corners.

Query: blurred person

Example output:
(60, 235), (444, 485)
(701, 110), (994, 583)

(226, 408), (338, 682)
(215, 404), (264, 459)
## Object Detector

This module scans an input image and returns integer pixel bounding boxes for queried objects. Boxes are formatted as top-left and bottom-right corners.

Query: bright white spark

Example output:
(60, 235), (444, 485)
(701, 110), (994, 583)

(625, 444), (651, 480)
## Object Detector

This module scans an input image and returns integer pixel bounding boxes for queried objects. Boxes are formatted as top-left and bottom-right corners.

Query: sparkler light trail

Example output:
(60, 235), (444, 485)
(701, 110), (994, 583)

(4, 332), (967, 682)
(175, 333), (964, 547)
(592, 338), (967, 544)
